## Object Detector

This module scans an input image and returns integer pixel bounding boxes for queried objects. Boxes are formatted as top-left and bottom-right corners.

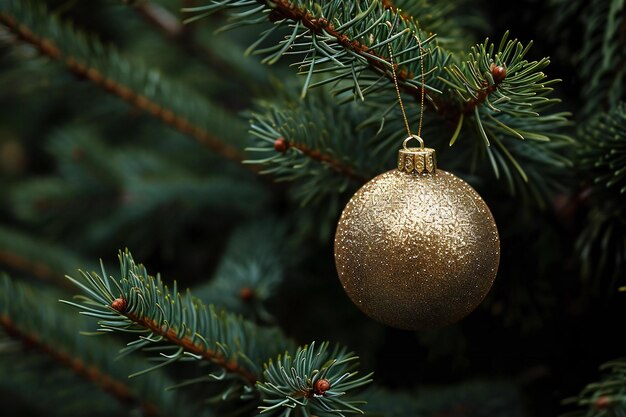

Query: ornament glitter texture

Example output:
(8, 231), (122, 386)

(334, 143), (500, 331)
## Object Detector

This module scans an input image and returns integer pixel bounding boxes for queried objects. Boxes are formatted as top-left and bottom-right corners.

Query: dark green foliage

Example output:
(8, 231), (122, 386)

(9, 128), (267, 250)
(248, 87), (375, 201)
(62, 250), (293, 379)
(0, 1), (624, 417)
(258, 342), (372, 417)
(62, 251), (372, 416)
(186, 0), (571, 194)
(550, 0), (625, 116)
(563, 358), (626, 417)
(575, 102), (626, 290)
(0, 0), (248, 153)
(194, 219), (291, 320)
(0, 275), (209, 417)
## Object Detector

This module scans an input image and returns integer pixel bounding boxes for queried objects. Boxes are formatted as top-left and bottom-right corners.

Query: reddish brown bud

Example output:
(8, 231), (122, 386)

(490, 63), (507, 83)
(239, 287), (255, 302)
(595, 396), (612, 410)
(111, 298), (127, 312)
(274, 137), (289, 153)
(314, 378), (331, 395)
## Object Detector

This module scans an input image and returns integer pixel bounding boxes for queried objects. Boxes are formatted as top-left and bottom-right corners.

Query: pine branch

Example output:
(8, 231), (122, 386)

(10, 128), (267, 248)
(258, 342), (373, 416)
(186, 0), (570, 189)
(575, 102), (626, 289)
(563, 357), (626, 417)
(0, 225), (90, 290)
(290, 141), (368, 182)
(0, 315), (159, 415)
(62, 250), (294, 385)
(185, 0), (445, 105)
(550, 0), (625, 116)
(130, 0), (269, 86)
(0, 0), (252, 169)
(0, 275), (205, 417)
(62, 250), (372, 416)
(247, 87), (380, 205)
(195, 219), (292, 320)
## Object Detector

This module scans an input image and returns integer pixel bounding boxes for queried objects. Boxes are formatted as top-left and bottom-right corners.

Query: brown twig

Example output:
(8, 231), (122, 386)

(0, 250), (59, 284)
(262, 0), (447, 112)
(380, 0), (412, 22)
(289, 142), (368, 183)
(462, 83), (501, 115)
(127, 312), (258, 384)
(132, 1), (235, 76)
(0, 12), (251, 170)
(0, 314), (160, 417)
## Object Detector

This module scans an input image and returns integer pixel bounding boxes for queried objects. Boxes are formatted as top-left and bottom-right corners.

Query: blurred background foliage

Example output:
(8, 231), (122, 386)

(0, 0), (625, 416)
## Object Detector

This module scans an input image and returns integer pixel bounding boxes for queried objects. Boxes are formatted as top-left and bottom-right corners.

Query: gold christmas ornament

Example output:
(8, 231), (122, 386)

(334, 137), (500, 331)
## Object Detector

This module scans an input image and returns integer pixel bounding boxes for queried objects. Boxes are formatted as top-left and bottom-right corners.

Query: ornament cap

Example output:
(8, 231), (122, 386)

(397, 144), (436, 175)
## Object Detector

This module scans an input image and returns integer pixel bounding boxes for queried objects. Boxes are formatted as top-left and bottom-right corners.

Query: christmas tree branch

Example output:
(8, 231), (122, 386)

(62, 250), (293, 385)
(134, 1), (186, 38)
(0, 225), (89, 290)
(257, 0), (423, 100)
(63, 250), (372, 417)
(288, 141), (368, 182)
(130, 0), (267, 86)
(0, 276), (205, 417)
(10, 129), (268, 250)
(0, 249), (59, 285)
(127, 311), (259, 384)
(0, 1), (252, 170)
(247, 88), (380, 205)
(0, 315), (159, 416)
(185, 0), (445, 105)
(195, 219), (291, 320)
(186, 0), (571, 190)
(563, 357), (626, 416)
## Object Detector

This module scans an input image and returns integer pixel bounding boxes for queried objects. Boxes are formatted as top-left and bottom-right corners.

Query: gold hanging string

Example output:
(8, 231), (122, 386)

(387, 42), (412, 139)
(415, 23), (426, 139)
(386, 17), (427, 145)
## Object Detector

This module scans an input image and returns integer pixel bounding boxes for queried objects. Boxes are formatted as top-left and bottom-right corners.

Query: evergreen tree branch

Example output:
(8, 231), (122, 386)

(134, 1), (186, 38)
(187, 0), (570, 188)
(129, 0), (268, 86)
(247, 87), (380, 205)
(563, 357), (626, 416)
(0, 249), (61, 286)
(195, 219), (292, 321)
(288, 141), (368, 182)
(575, 102), (626, 289)
(62, 250), (293, 385)
(0, 225), (90, 290)
(129, 311), (259, 384)
(0, 1), (253, 170)
(0, 276), (205, 417)
(9, 128), (268, 249)
(0, 315), (160, 416)
(63, 250), (372, 416)
(185, 0), (445, 107)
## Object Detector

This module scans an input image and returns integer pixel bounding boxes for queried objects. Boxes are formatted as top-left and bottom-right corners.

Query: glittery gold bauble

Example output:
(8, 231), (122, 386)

(334, 145), (500, 331)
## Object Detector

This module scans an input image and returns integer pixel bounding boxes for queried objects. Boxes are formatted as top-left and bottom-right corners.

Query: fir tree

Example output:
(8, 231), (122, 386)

(0, 1), (624, 416)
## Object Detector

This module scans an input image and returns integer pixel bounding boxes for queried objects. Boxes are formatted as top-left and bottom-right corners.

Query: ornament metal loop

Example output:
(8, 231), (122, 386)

(403, 134), (425, 150)
(398, 135), (436, 175)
